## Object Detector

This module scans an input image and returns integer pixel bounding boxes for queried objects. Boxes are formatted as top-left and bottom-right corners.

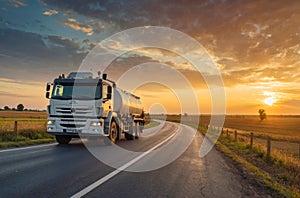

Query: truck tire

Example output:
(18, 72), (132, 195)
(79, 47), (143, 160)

(109, 121), (118, 143)
(55, 135), (72, 144)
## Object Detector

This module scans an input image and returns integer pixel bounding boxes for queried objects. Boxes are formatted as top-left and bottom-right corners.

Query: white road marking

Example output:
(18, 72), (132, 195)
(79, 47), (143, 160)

(71, 132), (176, 198)
(0, 143), (58, 153)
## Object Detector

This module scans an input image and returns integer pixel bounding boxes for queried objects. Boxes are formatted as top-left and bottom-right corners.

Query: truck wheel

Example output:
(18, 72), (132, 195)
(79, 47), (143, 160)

(55, 135), (72, 144)
(125, 133), (134, 140)
(109, 121), (118, 143)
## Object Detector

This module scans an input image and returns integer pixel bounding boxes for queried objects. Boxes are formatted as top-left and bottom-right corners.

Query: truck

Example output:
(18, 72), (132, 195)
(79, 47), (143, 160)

(45, 72), (145, 144)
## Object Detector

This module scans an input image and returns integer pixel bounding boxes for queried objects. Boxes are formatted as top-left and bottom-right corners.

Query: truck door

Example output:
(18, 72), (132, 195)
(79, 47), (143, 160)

(102, 84), (112, 117)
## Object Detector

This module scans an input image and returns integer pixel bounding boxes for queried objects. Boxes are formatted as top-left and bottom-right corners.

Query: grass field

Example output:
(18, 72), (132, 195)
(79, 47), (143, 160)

(159, 114), (300, 159)
(0, 112), (47, 134)
(0, 111), (52, 148)
(2, 112), (299, 141)
(154, 114), (300, 141)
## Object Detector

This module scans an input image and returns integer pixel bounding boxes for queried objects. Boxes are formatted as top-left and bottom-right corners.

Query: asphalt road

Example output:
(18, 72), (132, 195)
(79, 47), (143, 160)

(0, 122), (268, 198)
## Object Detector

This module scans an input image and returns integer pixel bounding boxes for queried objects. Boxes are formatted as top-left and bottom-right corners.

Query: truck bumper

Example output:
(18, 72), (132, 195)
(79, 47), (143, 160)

(47, 117), (106, 137)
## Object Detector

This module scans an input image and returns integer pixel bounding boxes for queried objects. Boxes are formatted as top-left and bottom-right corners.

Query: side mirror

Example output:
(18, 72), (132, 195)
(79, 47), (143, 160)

(46, 92), (50, 99)
(107, 86), (112, 94)
(46, 83), (51, 91)
(107, 93), (111, 99)
(107, 86), (112, 99)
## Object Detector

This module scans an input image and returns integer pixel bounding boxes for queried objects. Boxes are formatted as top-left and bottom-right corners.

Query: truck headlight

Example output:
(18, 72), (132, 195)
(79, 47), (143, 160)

(47, 120), (55, 125)
(90, 121), (102, 126)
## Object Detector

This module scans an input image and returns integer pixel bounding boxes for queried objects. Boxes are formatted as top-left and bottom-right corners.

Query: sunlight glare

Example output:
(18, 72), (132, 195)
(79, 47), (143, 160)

(264, 97), (276, 106)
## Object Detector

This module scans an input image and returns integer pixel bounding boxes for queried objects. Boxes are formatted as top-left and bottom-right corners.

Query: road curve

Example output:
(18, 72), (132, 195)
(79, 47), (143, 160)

(0, 122), (266, 198)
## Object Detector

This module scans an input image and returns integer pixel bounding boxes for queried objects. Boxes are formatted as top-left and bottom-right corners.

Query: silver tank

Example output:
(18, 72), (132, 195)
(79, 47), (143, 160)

(113, 88), (143, 116)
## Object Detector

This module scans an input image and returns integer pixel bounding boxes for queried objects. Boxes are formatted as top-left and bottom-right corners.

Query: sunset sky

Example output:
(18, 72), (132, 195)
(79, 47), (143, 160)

(0, 0), (299, 115)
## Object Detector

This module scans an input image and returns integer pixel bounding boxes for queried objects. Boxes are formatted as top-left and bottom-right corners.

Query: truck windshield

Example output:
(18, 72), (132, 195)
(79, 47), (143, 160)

(51, 84), (102, 100)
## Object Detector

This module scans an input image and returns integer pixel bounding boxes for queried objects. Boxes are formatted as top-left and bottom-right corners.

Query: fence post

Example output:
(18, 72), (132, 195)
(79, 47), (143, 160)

(221, 128), (224, 136)
(267, 136), (271, 157)
(234, 130), (237, 142)
(226, 129), (229, 138)
(14, 121), (18, 136)
(250, 132), (253, 149)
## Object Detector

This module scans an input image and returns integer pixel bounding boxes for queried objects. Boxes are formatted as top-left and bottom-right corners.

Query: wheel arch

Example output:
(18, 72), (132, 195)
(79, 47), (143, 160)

(104, 111), (121, 139)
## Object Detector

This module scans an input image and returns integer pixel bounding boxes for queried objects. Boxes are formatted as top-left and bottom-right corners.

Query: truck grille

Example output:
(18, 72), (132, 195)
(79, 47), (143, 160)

(59, 118), (86, 129)
(60, 123), (85, 128)
(56, 107), (93, 115)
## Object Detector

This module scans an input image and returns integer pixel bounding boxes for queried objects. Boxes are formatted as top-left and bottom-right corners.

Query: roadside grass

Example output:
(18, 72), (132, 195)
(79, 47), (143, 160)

(144, 120), (160, 129)
(0, 138), (55, 149)
(199, 125), (300, 198)
(0, 111), (53, 148)
(215, 140), (300, 198)
(214, 135), (300, 198)
(160, 114), (300, 198)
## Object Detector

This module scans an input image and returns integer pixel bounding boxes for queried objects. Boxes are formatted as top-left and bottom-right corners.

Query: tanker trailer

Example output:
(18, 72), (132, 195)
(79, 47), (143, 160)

(113, 88), (144, 140)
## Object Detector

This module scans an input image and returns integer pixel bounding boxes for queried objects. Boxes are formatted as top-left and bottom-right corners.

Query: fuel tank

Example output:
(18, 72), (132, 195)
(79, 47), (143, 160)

(113, 88), (143, 116)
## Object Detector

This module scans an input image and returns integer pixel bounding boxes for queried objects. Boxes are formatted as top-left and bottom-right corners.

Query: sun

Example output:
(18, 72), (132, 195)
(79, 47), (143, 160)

(264, 97), (276, 106)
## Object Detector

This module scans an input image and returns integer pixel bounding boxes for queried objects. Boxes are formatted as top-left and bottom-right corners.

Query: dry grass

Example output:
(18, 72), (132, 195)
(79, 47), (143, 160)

(0, 111), (51, 143)
(216, 139), (300, 198)
(153, 114), (300, 141)
(224, 115), (300, 136)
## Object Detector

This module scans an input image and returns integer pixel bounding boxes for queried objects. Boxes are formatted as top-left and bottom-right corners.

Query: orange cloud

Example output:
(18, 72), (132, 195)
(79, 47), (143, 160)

(43, 9), (58, 16)
(64, 18), (94, 36)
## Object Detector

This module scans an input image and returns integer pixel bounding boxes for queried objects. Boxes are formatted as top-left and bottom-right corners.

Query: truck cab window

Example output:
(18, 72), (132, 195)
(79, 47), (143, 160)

(51, 83), (102, 99)
(54, 85), (63, 97)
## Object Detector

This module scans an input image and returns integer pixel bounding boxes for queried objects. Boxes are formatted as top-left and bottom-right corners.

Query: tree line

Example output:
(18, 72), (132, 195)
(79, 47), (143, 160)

(1, 104), (44, 112)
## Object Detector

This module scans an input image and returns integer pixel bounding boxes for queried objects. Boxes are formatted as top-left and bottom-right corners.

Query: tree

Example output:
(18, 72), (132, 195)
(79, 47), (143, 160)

(17, 104), (24, 111)
(4, 106), (10, 111)
(258, 109), (267, 121)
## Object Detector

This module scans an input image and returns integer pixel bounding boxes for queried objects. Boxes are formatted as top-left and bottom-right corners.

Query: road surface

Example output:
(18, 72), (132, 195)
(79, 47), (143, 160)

(0, 122), (269, 198)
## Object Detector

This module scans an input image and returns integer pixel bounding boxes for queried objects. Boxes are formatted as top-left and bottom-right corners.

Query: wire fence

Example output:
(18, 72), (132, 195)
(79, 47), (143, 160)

(206, 125), (300, 160)
(0, 120), (50, 141)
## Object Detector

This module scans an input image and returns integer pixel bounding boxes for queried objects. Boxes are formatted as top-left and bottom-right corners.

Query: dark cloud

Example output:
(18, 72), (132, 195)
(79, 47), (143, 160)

(0, 28), (87, 82)
(102, 48), (299, 89)
(8, 0), (27, 8)
(0, 28), (50, 60)
(104, 53), (158, 80)
(41, 0), (300, 85)
(46, 35), (84, 53)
